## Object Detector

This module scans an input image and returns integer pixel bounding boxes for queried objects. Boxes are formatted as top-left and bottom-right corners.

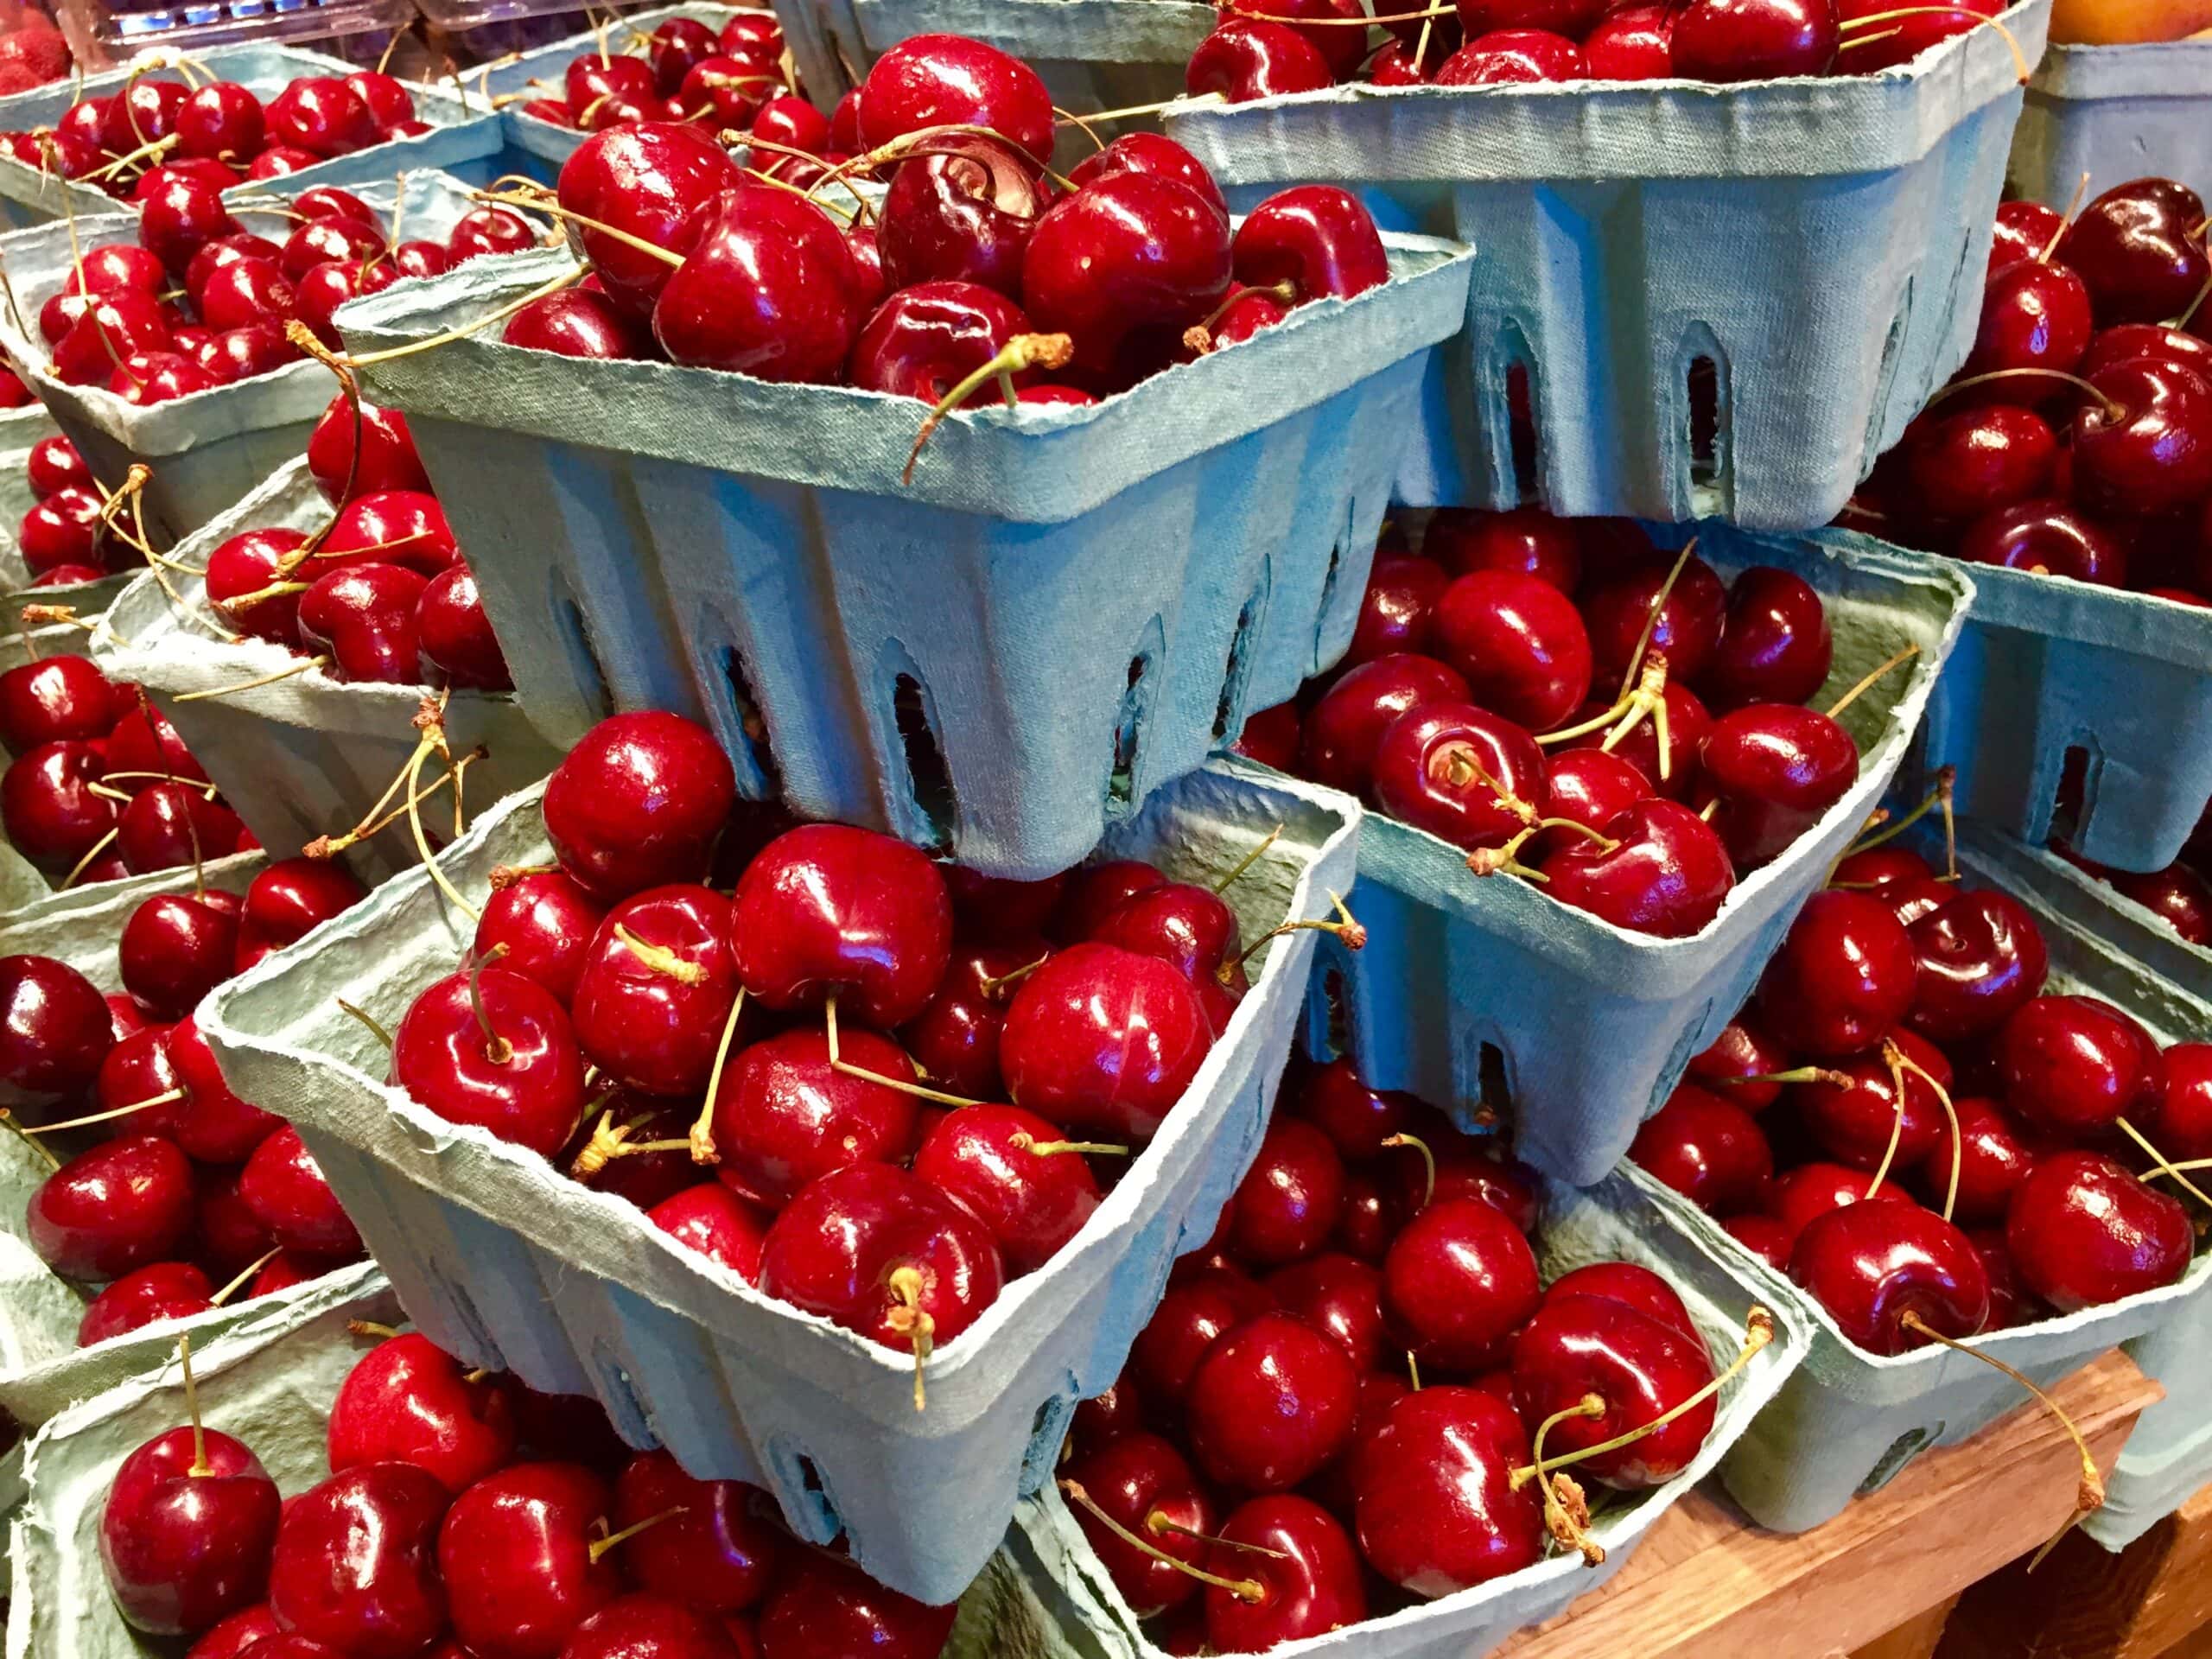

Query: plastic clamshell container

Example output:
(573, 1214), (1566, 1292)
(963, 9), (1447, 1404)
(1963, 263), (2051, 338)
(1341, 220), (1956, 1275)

(0, 44), (501, 229)
(91, 455), (566, 883)
(1159, 1), (2050, 531)
(2011, 39), (2212, 205)
(200, 758), (1360, 1605)
(1816, 526), (2212, 874)
(950, 1165), (1808, 1659)
(478, 3), (746, 182)
(334, 233), (1471, 880)
(1939, 825), (2212, 1551)
(1643, 831), (2212, 1534)
(1295, 526), (1972, 1185)
(785, 0), (1215, 162)
(0, 169), (499, 543)
(0, 847), (380, 1436)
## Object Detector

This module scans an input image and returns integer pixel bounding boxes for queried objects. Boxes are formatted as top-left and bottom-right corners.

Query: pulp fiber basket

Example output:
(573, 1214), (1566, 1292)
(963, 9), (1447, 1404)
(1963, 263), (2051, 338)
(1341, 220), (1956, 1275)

(1816, 526), (2212, 874)
(0, 849), (381, 1437)
(92, 457), (566, 884)
(1159, 0), (2052, 531)
(2010, 40), (2212, 204)
(1645, 832), (2212, 1534)
(335, 233), (1472, 880)
(0, 170), (501, 543)
(1294, 526), (1972, 1185)
(199, 759), (1361, 1605)
(951, 1166), (1808, 1659)
(0, 45), (501, 229)
(1941, 825), (2212, 1550)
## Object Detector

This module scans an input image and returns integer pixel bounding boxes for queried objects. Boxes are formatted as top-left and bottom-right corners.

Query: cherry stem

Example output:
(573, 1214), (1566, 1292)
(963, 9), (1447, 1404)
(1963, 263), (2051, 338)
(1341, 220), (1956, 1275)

(569, 1097), (654, 1178)
(305, 747), (485, 861)
(1825, 642), (1921, 721)
(1897, 1310), (2103, 1567)
(469, 943), (513, 1065)
(488, 863), (554, 890)
(1840, 767), (1955, 861)
(2171, 264), (2212, 334)
(1434, 746), (1539, 828)
(1834, 7), (2029, 79)
(1890, 1040), (1962, 1222)
(1407, 1351), (1422, 1391)
(1515, 1307), (1776, 1487)
(1929, 368), (2123, 421)
(686, 987), (749, 1165)
(1010, 1132), (1129, 1157)
(1212, 823), (1285, 895)
(588, 1504), (685, 1565)
(1058, 1479), (1267, 1603)
(2115, 1116), (2212, 1209)
(976, 954), (1049, 1001)
(173, 655), (329, 702)
(904, 333), (1076, 485)
(179, 1332), (211, 1477)
(60, 826), (120, 890)
(336, 999), (394, 1051)
(1465, 825), (1547, 880)
(1617, 539), (1697, 703)
(2140, 1156), (2212, 1177)
(1382, 1132), (1436, 1209)
(208, 1246), (282, 1307)
(612, 923), (708, 984)
(825, 994), (988, 1109)
(885, 1264), (935, 1413)
(1522, 1393), (1609, 1567)
(29, 1087), (185, 1134)
(1716, 1065), (1852, 1088)
(0, 1109), (61, 1169)
(1183, 280), (1298, 355)
(1864, 1046), (1916, 1202)
(2037, 175), (2091, 265)
(348, 1319), (402, 1339)
(1145, 1512), (1290, 1560)
(1219, 893), (1366, 981)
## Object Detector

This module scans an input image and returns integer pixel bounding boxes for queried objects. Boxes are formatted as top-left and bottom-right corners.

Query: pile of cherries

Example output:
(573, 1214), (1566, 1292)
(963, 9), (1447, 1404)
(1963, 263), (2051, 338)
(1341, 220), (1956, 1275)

(500, 33), (1392, 416)
(0, 647), (245, 884)
(1847, 176), (2212, 601)
(512, 9), (796, 136)
(378, 708), (1337, 1394)
(1, 851), (368, 1346)
(200, 390), (511, 691)
(1635, 843), (2203, 1351)
(1234, 512), (1880, 938)
(1184, 0), (2005, 100)
(29, 181), (537, 406)
(3, 64), (430, 199)
(1060, 1057), (1757, 1651)
(15, 434), (145, 588)
(99, 1323), (957, 1657)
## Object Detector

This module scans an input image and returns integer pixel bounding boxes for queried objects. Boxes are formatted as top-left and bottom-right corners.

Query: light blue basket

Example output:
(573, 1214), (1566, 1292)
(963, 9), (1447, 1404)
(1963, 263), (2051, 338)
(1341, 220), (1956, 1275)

(1294, 527), (1971, 1186)
(0, 44), (502, 230)
(1817, 525), (2212, 875)
(2011, 39), (2212, 207)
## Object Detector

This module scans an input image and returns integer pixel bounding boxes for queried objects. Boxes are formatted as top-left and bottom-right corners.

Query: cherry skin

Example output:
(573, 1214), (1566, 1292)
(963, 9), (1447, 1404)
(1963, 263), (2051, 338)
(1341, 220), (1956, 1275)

(2007, 1151), (2191, 1313)
(1021, 172), (1233, 378)
(855, 32), (1055, 162)
(543, 711), (738, 902)
(912, 1103), (1103, 1274)
(2112, 864), (2212, 945)
(1201, 1496), (1366, 1652)
(238, 1122), (359, 1259)
(167, 1016), (282, 1163)
(307, 397), (427, 503)
(1790, 1201), (1990, 1353)
(1694, 703), (1858, 870)
(1423, 507), (1578, 591)
(438, 1462), (621, 1659)
(18, 487), (105, 575)
(654, 185), (861, 382)
(1347, 551), (1450, 664)
(1996, 994), (2159, 1139)
(28, 1134), (195, 1280)
(0, 951), (115, 1109)
(1905, 889), (2050, 1044)
(1431, 569), (1593, 732)
(118, 891), (242, 1021)
(1537, 798), (1737, 938)
(235, 857), (365, 975)
(557, 124), (744, 317)
(896, 936), (1040, 1098)
(1585, 2), (1676, 73)
(1262, 1251), (1384, 1372)
(563, 1594), (740, 1659)
(1544, 1260), (1700, 1341)
(116, 783), (245, 877)
(759, 1161), (1004, 1360)
(1629, 1083), (1773, 1212)
(571, 885), (741, 1097)
(299, 563), (429, 684)
(186, 1605), (283, 1659)
(709, 1026), (920, 1205)
(999, 941), (1211, 1141)
(1700, 566), (1834, 710)
(26, 435), (93, 499)
(2057, 179), (2212, 327)
(1068, 132), (1226, 219)
(501, 287), (652, 359)
(101, 1424), (282, 1635)
(1763, 1160), (1916, 1245)
(1292, 1056), (1414, 1161)
(877, 135), (1046, 299)
(79, 1261), (214, 1345)
(1919, 1095), (2042, 1224)
(2149, 1044), (2212, 1161)
(1185, 1310), (1360, 1491)
(1188, 17), (1336, 100)
(1061, 1430), (1217, 1616)
(1231, 185), (1389, 305)
(1300, 652), (1471, 796)
(1222, 1117), (1346, 1266)
(267, 1462), (450, 1658)
(608, 1450), (783, 1617)
(474, 870), (607, 1005)
(416, 567), (512, 692)
(641, 1185), (766, 1281)
(1130, 1276), (1269, 1411)
(1054, 859), (1166, 942)
(2075, 359), (2212, 517)
(1788, 1044), (1944, 1173)
(1955, 499), (2127, 585)
(755, 1553), (957, 1659)
(2083, 322), (2212, 380)
(1350, 1383), (1538, 1597)
(1513, 1293), (1717, 1487)
(1755, 889), (1917, 1058)
(175, 80), (265, 162)
(1382, 1195), (1541, 1370)
(329, 1332), (518, 1493)
(314, 491), (457, 577)
(1685, 1014), (1793, 1110)
(1899, 404), (2060, 526)
(1372, 700), (1550, 853)
(0, 652), (117, 751)
(3, 738), (118, 873)
(1961, 261), (2094, 387)
(391, 965), (588, 1159)
(1581, 550), (1729, 688)
(944, 866), (1069, 940)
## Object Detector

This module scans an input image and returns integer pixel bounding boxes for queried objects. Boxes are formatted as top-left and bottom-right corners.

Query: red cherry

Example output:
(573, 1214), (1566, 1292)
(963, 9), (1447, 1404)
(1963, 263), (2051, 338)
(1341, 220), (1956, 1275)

(571, 885), (741, 1097)
(1512, 1292), (1717, 1486)
(1371, 700), (1549, 852)
(1585, 3), (1676, 73)
(2112, 864), (2212, 945)
(543, 712), (737, 901)
(709, 1026), (920, 1205)
(29, 1134), (194, 1279)
(1628, 1084), (1772, 1211)
(239, 1123), (360, 1258)
(1345, 551), (1449, 665)
(999, 942), (1211, 1141)
(1291, 1057), (1414, 1161)
(1185, 1312), (1357, 1491)
(1918, 1094), (2042, 1224)
(1021, 172), (1233, 378)
(1382, 1195), (1540, 1370)
(1300, 652), (1471, 796)
(1581, 550), (1728, 688)
(188, 1605), (283, 1659)
(1350, 1384), (1537, 1597)
(1231, 184), (1387, 307)
(1788, 1042), (1944, 1173)
(501, 288), (651, 359)
(1790, 1201), (1989, 1352)
(391, 965), (587, 1158)
(1201, 1496), (1366, 1651)
(0, 653), (117, 751)
(1061, 1430), (1217, 1616)
(1672, 0), (1839, 77)
(266, 1461), (452, 1657)
(1905, 889), (2049, 1043)
(474, 870), (607, 1005)
(329, 1332), (518, 1493)
(102, 1424), (281, 1635)
(1763, 1160), (1916, 1244)
(118, 890), (241, 1020)
(652, 185), (861, 381)
(1130, 1276), (1269, 1412)
(1222, 1118), (1345, 1266)
(2057, 179), (2211, 327)
(856, 33), (1055, 161)
(756, 1553), (955, 1659)
(1430, 569), (1592, 731)
(1695, 703), (1858, 869)
(613, 1449), (783, 1614)
(1755, 889), (1916, 1057)
(1537, 798), (1736, 938)
(557, 124), (744, 317)
(0, 952), (114, 1109)
(1187, 17), (1335, 100)
(912, 1103), (1102, 1274)
(235, 856), (365, 975)
(296, 564), (427, 684)
(2006, 1150), (2191, 1313)
(168, 1015), (282, 1162)
(1685, 1013), (1793, 1109)
(1262, 1251), (1384, 1371)
(876, 135), (1046, 299)
(1996, 994), (2159, 1139)
(1955, 499), (2127, 584)
(564, 1595), (739, 1659)
(2149, 1043), (2212, 1161)
(2075, 359), (2212, 516)
(439, 1462), (620, 1659)
(1053, 859), (1166, 941)
(116, 783), (243, 877)
(1961, 261), (2094, 388)
(79, 1260), (214, 1345)
(3, 738), (118, 872)
(1067, 132), (1225, 219)
(26, 434), (92, 499)
(448, 206), (540, 264)
(266, 78), (378, 156)
(175, 80), (264, 161)
(1544, 1260), (1699, 1341)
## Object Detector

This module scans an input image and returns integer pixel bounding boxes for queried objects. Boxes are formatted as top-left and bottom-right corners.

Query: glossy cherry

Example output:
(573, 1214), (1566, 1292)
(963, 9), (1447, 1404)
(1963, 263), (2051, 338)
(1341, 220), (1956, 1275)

(710, 1026), (920, 1205)
(79, 1261), (214, 1345)
(1955, 500), (2127, 584)
(543, 711), (738, 901)
(266, 1462), (450, 1657)
(101, 1424), (282, 1635)
(1996, 994), (2159, 1138)
(1372, 700), (1550, 852)
(1060, 1431), (1216, 1617)
(168, 1015), (282, 1163)
(298, 564), (429, 684)
(1300, 652), (1471, 796)
(0, 951), (115, 1109)
(999, 941), (1211, 1141)
(912, 1103), (1102, 1274)
(3, 738), (118, 872)
(1382, 1194), (1541, 1370)
(1790, 1201), (1989, 1352)
(28, 1133), (195, 1280)
(1201, 1496), (1366, 1652)
(1021, 172), (1233, 378)
(2057, 178), (2211, 327)
(571, 885), (741, 1097)
(438, 1461), (620, 1659)
(391, 964), (588, 1158)
(1755, 889), (1917, 1057)
(1187, 18), (1336, 100)
(1537, 798), (1737, 938)
(755, 1553), (956, 1659)
(1629, 1083), (1773, 1211)
(1512, 1292), (1717, 1486)
(328, 1331), (518, 1493)
(1222, 1117), (1345, 1266)
(119, 891), (243, 1020)
(236, 857), (365, 974)
(1695, 703), (1857, 869)
(653, 185), (862, 382)
(1435, 27), (1589, 81)
(2007, 1151), (2190, 1313)
(1905, 889), (2050, 1043)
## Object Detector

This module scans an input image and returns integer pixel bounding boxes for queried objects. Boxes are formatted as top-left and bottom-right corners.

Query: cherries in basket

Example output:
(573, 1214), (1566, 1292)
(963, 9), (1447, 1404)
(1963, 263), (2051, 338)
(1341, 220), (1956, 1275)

(376, 709), (1344, 1407)
(14, 435), (148, 588)
(1185, 0), (2016, 100)
(99, 1321), (957, 1656)
(493, 33), (1392, 435)
(1062, 1057), (1770, 1651)
(512, 8), (796, 136)
(1235, 512), (1915, 938)
(1844, 176), (2212, 602)
(2, 64), (428, 199)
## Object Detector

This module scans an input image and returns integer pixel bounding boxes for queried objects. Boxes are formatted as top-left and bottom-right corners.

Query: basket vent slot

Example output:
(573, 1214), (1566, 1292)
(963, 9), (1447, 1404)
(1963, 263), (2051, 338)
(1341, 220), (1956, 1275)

(891, 671), (956, 855)
(718, 642), (780, 800)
